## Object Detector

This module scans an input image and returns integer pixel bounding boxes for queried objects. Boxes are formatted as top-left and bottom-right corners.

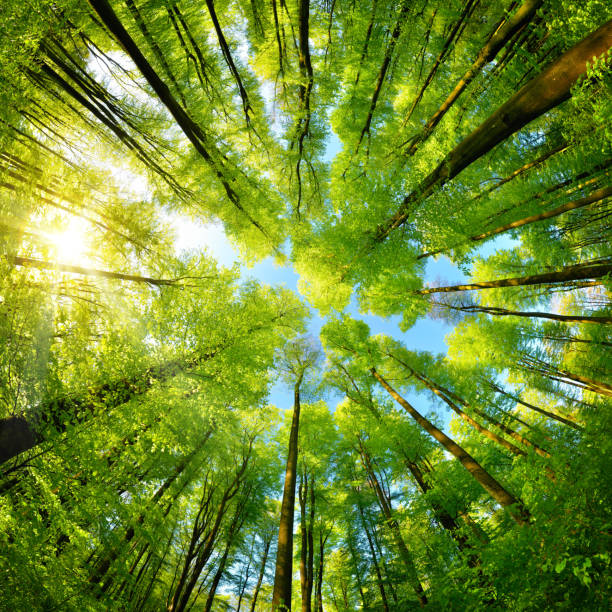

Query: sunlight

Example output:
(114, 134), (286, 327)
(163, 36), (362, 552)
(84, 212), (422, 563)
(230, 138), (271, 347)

(49, 217), (89, 264)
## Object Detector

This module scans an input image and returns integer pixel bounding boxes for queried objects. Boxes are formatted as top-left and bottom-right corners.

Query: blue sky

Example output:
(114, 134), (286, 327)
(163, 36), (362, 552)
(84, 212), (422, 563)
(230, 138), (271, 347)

(170, 133), (516, 419)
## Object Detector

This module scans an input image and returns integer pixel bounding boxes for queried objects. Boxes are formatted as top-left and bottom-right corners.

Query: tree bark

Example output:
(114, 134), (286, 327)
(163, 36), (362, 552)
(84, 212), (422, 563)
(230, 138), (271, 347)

(374, 19), (612, 241)
(272, 376), (303, 611)
(418, 260), (612, 294)
(403, 0), (544, 155)
(372, 368), (530, 524)
(7, 255), (181, 286)
(358, 439), (428, 606)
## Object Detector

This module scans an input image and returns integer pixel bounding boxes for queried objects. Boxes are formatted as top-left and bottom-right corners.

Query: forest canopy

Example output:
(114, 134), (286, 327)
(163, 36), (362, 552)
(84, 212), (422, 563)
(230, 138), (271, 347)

(0, 0), (611, 610)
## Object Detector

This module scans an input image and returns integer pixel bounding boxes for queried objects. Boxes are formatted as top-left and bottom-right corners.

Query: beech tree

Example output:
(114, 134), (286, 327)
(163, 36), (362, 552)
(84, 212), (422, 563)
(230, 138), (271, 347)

(1, 1), (611, 610)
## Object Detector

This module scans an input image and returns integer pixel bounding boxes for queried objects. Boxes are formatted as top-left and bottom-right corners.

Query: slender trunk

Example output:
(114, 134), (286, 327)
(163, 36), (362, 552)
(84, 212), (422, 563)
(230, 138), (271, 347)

(521, 356), (612, 399)
(418, 260), (612, 294)
(299, 472), (310, 612)
(124, 0), (186, 107)
(488, 381), (582, 430)
(409, 364), (551, 458)
(171, 446), (252, 611)
(470, 184), (612, 242)
(235, 537), (254, 612)
(372, 368), (530, 524)
(88, 430), (211, 589)
(203, 500), (246, 612)
(435, 302), (612, 325)
(353, 0), (378, 86)
(467, 140), (569, 204)
(359, 440), (427, 607)
(355, 0), (411, 153)
(355, 498), (389, 612)
(404, 0), (479, 124)
(249, 537), (271, 612)
(204, 0), (252, 122)
(272, 376), (303, 611)
(404, 0), (543, 155)
(88, 0), (269, 238)
(374, 19), (612, 240)
(7, 255), (180, 286)
(298, 470), (315, 612)
(314, 529), (328, 612)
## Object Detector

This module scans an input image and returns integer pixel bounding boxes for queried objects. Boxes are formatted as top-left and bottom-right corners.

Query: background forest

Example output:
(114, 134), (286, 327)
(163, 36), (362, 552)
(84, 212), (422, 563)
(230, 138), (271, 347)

(0, 0), (611, 610)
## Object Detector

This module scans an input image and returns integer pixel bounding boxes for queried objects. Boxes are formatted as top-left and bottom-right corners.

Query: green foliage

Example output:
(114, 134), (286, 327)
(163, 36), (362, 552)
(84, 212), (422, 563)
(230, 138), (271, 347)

(1, 1), (611, 610)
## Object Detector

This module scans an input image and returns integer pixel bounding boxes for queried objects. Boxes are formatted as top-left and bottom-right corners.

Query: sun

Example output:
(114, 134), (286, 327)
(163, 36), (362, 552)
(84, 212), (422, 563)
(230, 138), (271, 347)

(49, 217), (90, 264)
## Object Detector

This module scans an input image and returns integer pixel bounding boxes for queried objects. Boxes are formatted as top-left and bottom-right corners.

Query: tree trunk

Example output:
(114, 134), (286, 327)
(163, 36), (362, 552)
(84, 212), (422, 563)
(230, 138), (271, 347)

(89, 429), (212, 590)
(272, 376), (303, 611)
(355, 497), (389, 612)
(403, 0), (479, 125)
(299, 470), (315, 612)
(488, 381), (582, 430)
(203, 500), (247, 612)
(248, 537), (271, 612)
(375, 19), (612, 240)
(418, 260), (612, 294)
(372, 368), (530, 524)
(435, 301), (612, 325)
(87, 0), (270, 239)
(404, 0), (544, 155)
(7, 255), (181, 286)
(355, 0), (411, 153)
(470, 184), (612, 242)
(359, 439), (428, 607)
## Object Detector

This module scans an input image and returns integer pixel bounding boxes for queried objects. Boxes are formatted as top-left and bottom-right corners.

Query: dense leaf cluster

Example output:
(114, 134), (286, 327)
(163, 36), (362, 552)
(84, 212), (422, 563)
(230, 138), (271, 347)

(0, 0), (610, 610)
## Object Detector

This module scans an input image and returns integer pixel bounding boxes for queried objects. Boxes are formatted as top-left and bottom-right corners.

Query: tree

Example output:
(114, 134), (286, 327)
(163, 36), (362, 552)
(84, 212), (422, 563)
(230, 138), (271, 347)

(2, 2), (612, 610)
(272, 337), (321, 611)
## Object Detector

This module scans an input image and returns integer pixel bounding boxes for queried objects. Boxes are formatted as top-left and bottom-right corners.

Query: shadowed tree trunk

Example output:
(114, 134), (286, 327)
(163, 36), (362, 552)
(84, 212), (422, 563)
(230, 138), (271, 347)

(417, 259), (612, 294)
(249, 534), (271, 612)
(372, 368), (530, 524)
(403, 0), (544, 155)
(358, 438), (428, 607)
(374, 19), (612, 241)
(272, 375), (303, 611)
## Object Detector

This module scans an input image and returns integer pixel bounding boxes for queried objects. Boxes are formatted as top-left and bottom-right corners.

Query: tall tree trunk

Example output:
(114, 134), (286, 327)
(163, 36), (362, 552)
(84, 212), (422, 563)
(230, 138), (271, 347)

(88, 429), (212, 590)
(299, 470), (315, 612)
(354, 0), (412, 153)
(7, 255), (181, 286)
(249, 537), (271, 612)
(487, 381), (582, 430)
(374, 19), (612, 240)
(406, 363), (551, 458)
(87, 0), (270, 239)
(272, 375), (303, 611)
(403, 0), (544, 155)
(418, 260), (612, 294)
(433, 301), (612, 325)
(403, 0), (479, 125)
(204, 0), (252, 123)
(358, 440), (428, 606)
(372, 368), (530, 524)
(355, 496), (389, 612)
(203, 498), (247, 612)
(469, 184), (612, 242)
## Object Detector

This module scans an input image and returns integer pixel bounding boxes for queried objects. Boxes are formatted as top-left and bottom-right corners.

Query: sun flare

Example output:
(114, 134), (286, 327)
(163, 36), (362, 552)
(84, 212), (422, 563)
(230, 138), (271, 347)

(49, 217), (89, 265)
